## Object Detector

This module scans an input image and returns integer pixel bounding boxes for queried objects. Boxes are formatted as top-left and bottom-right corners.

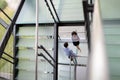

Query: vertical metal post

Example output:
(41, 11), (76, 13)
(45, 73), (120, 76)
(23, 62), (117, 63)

(83, 0), (91, 51)
(35, 0), (39, 80)
(69, 57), (72, 80)
(74, 59), (77, 80)
(53, 23), (58, 80)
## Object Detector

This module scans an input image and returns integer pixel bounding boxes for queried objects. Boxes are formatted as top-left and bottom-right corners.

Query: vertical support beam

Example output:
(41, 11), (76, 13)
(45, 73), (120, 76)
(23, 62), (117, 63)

(53, 23), (58, 80)
(83, 0), (91, 51)
(74, 65), (77, 80)
(13, 25), (19, 80)
(35, 0), (39, 80)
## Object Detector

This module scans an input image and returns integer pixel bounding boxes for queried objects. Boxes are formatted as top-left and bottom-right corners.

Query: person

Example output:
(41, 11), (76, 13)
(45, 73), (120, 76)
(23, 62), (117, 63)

(71, 31), (81, 51)
(63, 42), (80, 62)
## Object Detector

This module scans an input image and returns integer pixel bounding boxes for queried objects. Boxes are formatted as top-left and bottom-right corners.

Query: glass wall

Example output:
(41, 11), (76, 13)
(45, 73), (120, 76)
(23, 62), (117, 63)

(100, 0), (120, 80)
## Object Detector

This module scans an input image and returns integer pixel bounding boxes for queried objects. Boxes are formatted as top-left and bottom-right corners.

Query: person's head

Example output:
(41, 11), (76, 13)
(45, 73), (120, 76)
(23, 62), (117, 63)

(71, 31), (77, 36)
(64, 42), (68, 48)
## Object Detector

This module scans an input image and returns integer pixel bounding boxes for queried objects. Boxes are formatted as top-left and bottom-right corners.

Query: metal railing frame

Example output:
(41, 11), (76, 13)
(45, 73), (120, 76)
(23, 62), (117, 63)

(0, 0), (25, 58)
(38, 45), (56, 63)
(38, 53), (55, 68)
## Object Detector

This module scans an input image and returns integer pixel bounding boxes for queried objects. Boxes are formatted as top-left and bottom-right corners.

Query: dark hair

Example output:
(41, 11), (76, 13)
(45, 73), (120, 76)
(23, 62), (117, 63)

(64, 42), (68, 48)
(71, 31), (77, 35)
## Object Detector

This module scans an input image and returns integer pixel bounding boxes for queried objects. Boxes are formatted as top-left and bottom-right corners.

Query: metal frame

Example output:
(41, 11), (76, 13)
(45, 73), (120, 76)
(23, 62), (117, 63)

(0, 51), (14, 59)
(0, 0), (25, 58)
(14, 19), (85, 80)
(44, 0), (57, 23)
(44, 0), (60, 23)
(16, 20), (85, 27)
(38, 53), (55, 68)
(13, 0), (94, 80)
(38, 45), (56, 63)
(13, 25), (19, 80)
(1, 57), (14, 64)
(83, 0), (93, 51)
(53, 23), (58, 80)
(58, 63), (87, 67)
(0, 8), (12, 21)
(49, 0), (60, 22)
(0, 18), (9, 29)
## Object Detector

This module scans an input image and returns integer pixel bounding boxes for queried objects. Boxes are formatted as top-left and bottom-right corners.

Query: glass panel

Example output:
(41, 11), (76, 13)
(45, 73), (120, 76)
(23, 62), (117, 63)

(16, 25), (54, 80)
(58, 26), (88, 80)
(100, 0), (120, 19)
(106, 45), (120, 58)
(100, 0), (120, 79)
(53, 0), (84, 21)
(17, 0), (84, 23)
(17, 26), (54, 36)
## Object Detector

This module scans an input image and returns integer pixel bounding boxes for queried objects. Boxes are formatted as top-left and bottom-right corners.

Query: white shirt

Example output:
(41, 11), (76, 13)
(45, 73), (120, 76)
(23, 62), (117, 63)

(72, 35), (80, 42)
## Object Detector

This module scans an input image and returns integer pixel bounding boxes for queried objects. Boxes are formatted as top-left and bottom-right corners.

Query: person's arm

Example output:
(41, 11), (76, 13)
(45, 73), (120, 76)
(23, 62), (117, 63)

(77, 35), (80, 41)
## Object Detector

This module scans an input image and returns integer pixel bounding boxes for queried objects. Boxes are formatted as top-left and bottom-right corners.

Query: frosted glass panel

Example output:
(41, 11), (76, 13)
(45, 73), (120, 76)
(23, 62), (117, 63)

(16, 25), (54, 80)
(16, 38), (54, 48)
(106, 45), (120, 58)
(104, 24), (120, 35)
(58, 65), (75, 80)
(109, 58), (120, 76)
(17, 49), (35, 59)
(17, 0), (84, 23)
(18, 70), (35, 80)
(17, 26), (54, 36)
(101, 0), (120, 79)
(105, 35), (120, 44)
(100, 0), (120, 19)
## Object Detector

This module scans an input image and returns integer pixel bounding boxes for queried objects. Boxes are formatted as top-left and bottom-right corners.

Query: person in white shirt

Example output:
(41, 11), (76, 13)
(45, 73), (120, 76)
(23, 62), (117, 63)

(71, 31), (81, 51)
(64, 42), (80, 62)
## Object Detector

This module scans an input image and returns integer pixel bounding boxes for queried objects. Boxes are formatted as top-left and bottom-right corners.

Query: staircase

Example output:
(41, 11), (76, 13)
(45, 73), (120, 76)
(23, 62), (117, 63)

(14, 25), (54, 80)
(14, 23), (88, 80)
(13, 0), (91, 80)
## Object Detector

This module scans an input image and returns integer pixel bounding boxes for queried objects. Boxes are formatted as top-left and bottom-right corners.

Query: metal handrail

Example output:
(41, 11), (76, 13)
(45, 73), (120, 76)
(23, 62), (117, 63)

(0, 8), (12, 21)
(44, 0), (57, 23)
(38, 53), (55, 68)
(2, 51), (14, 59)
(1, 57), (14, 64)
(38, 45), (56, 63)
(49, 0), (60, 22)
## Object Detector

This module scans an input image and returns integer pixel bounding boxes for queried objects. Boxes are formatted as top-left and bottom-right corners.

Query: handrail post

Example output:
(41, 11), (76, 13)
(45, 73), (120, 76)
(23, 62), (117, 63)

(83, 0), (91, 51)
(53, 23), (58, 80)
(69, 57), (72, 80)
(35, 0), (39, 80)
